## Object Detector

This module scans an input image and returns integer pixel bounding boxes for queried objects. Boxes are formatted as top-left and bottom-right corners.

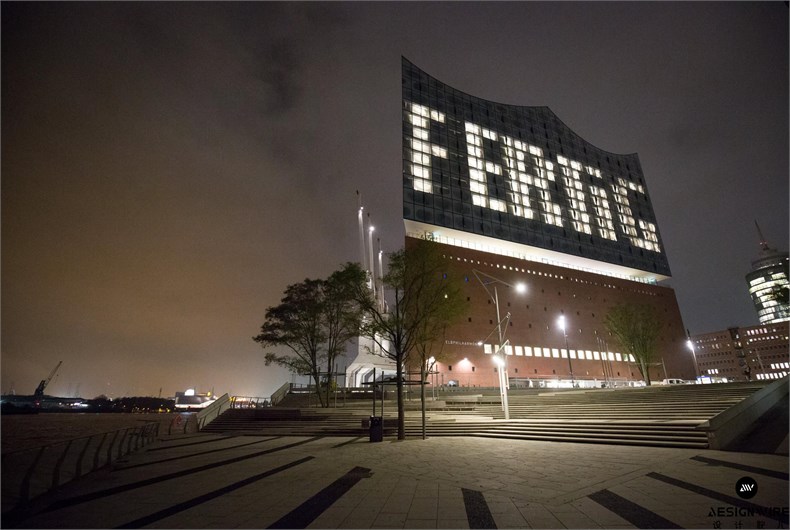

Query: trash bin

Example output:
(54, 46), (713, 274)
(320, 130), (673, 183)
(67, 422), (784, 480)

(369, 416), (383, 442)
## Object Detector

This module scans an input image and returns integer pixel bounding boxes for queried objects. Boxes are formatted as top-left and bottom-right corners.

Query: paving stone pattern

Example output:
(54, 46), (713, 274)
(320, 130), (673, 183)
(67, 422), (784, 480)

(4, 434), (787, 529)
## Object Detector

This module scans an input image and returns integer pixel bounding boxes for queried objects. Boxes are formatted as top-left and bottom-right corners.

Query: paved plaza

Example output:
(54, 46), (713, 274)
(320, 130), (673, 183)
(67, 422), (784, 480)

(4, 432), (788, 529)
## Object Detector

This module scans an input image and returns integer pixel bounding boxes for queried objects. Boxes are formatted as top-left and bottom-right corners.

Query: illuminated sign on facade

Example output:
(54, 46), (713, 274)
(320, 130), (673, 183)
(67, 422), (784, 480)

(402, 58), (671, 277)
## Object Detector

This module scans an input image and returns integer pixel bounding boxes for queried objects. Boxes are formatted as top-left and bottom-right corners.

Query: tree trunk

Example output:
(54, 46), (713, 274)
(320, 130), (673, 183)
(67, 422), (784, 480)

(396, 359), (405, 440)
(312, 371), (325, 407)
(420, 361), (427, 440)
(325, 359), (333, 408)
(639, 359), (652, 386)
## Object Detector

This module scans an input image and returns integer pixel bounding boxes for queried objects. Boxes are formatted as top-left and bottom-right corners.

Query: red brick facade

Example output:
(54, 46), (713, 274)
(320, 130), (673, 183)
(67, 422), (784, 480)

(408, 236), (696, 388)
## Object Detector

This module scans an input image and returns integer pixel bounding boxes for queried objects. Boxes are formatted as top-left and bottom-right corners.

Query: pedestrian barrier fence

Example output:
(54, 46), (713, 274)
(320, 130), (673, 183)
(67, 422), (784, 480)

(229, 395), (271, 408)
(1, 421), (160, 517)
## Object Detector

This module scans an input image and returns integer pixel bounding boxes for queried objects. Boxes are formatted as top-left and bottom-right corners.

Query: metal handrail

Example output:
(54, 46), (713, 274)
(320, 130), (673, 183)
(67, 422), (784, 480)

(196, 394), (231, 430)
(269, 382), (292, 406)
(1, 421), (160, 518)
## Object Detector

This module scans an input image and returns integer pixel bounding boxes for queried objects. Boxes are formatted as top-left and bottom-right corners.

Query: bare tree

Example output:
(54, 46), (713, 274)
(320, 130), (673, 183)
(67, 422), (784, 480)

(604, 303), (662, 385)
(357, 239), (467, 440)
(412, 271), (467, 439)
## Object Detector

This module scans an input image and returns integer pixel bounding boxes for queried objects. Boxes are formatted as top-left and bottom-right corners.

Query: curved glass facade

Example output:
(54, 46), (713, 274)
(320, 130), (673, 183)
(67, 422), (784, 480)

(402, 57), (671, 277)
(747, 247), (790, 324)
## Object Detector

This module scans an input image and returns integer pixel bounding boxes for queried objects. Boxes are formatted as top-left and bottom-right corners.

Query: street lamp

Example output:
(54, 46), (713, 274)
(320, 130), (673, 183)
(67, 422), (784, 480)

(685, 338), (699, 381)
(472, 270), (526, 420)
(558, 315), (575, 387)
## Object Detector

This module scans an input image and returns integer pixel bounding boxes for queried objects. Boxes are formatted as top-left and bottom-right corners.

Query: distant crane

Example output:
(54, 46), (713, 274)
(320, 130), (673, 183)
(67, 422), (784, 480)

(34, 361), (62, 398)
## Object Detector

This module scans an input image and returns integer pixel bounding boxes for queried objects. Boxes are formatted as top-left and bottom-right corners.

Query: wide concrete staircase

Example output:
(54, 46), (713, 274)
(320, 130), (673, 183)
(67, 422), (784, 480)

(201, 382), (768, 449)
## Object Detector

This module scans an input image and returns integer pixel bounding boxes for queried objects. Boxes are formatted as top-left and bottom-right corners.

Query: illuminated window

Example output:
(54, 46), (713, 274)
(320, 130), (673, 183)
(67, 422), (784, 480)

(405, 101), (449, 195)
(413, 128), (429, 141)
(485, 161), (502, 175)
(405, 98), (668, 264)
(410, 103), (429, 117)
(414, 178), (432, 193)
(489, 199), (506, 212)
(469, 168), (485, 182)
(465, 122), (481, 135)
(470, 181), (486, 195)
(409, 114), (428, 128)
(482, 128), (498, 141)
(483, 344), (493, 354)
(589, 185), (617, 241)
(515, 346), (523, 356)
(412, 152), (430, 165)
(411, 165), (430, 179)
(524, 347), (533, 356)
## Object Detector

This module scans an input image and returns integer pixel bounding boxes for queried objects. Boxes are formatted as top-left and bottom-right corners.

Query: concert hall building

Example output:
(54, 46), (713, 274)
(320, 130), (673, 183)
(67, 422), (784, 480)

(400, 58), (695, 388)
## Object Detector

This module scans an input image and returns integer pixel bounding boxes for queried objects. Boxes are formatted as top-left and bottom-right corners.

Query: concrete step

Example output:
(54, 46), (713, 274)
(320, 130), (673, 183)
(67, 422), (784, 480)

(200, 383), (771, 449)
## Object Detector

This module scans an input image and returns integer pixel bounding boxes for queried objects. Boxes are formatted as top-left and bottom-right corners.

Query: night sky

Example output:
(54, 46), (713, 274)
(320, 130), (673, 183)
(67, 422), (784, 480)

(2, 3), (787, 400)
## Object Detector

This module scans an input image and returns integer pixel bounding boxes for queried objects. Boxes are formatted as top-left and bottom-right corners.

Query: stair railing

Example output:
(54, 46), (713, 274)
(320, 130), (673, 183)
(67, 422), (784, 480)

(269, 382), (292, 406)
(195, 393), (231, 431)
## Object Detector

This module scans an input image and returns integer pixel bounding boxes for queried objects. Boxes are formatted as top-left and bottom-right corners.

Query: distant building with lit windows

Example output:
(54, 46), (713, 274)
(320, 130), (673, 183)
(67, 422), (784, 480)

(746, 223), (789, 325)
(689, 322), (789, 382)
(396, 58), (695, 388)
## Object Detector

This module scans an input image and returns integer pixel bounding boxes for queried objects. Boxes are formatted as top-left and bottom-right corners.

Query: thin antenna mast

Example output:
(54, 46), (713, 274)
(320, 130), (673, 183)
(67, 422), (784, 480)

(755, 219), (770, 251)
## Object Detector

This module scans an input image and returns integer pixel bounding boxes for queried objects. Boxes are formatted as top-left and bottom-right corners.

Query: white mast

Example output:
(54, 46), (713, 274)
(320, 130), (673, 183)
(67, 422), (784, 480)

(367, 213), (376, 301)
(377, 238), (385, 311)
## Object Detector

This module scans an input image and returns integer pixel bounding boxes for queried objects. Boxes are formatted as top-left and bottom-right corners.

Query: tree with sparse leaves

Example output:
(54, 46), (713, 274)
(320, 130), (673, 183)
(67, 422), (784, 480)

(357, 239), (467, 440)
(604, 303), (662, 385)
(411, 264), (467, 439)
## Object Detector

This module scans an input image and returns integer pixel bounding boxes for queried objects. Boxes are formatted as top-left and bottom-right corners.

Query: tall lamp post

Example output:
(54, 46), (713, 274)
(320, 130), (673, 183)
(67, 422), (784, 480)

(558, 315), (575, 387)
(472, 270), (526, 420)
(685, 332), (699, 381)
